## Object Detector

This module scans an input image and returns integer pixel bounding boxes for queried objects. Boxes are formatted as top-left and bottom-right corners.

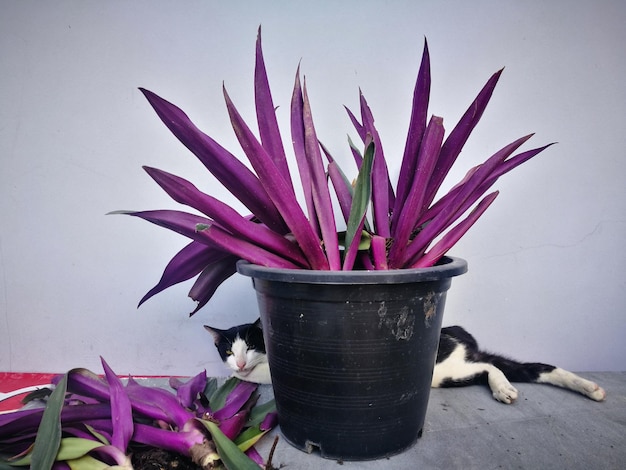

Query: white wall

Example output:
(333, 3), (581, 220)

(1, 0), (624, 376)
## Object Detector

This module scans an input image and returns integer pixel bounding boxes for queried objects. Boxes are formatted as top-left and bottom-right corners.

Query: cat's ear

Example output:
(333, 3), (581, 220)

(253, 318), (262, 328)
(204, 325), (222, 345)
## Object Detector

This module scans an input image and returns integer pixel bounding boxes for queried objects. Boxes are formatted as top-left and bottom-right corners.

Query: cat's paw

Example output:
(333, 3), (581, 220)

(580, 379), (606, 401)
(492, 382), (519, 404)
(488, 369), (518, 404)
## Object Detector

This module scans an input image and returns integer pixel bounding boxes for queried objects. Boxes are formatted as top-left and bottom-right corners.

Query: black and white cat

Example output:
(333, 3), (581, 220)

(205, 321), (606, 404)
(205, 320), (272, 385)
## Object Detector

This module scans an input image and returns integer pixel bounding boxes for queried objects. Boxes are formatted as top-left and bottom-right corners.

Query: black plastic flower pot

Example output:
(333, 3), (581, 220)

(237, 256), (467, 461)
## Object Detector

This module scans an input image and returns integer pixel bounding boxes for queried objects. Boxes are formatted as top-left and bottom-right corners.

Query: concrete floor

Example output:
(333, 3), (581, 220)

(254, 371), (626, 469)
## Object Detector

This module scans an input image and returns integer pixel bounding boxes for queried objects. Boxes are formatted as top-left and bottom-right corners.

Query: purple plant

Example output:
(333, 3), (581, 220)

(0, 359), (277, 469)
(116, 28), (552, 314)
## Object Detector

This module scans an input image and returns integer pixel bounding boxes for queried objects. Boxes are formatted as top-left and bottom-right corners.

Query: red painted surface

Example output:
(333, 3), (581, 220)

(0, 372), (57, 413)
(0, 372), (176, 413)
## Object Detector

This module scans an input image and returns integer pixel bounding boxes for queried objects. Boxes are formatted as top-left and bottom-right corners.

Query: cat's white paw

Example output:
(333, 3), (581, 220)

(579, 379), (606, 401)
(492, 381), (519, 404)
(487, 368), (518, 404)
(539, 369), (607, 402)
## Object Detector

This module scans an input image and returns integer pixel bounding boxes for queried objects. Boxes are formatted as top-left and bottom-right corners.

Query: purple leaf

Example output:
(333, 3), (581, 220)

(132, 422), (208, 457)
(125, 209), (214, 242)
(172, 370), (207, 410)
(188, 256), (238, 316)
(403, 134), (533, 267)
(389, 115), (444, 267)
(301, 78), (341, 269)
(359, 91), (393, 237)
(219, 389), (259, 439)
(64, 368), (186, 426)
(218, 411), (249, 440)
(395, 38), (431, 217)
(358, 251), (375, 270)
(326, 155), (353, 224)
(65, 368), (110, 403)
(0, 403), (113, 440)
(127, 209), (299, 268)
(139, 87), (287, 234)
(254, 26), (292, 188)
(422, 68), (504, 209)
(143, 166), (308, 267)
(411, 191), (499, 268)
(290, 65), (318, 235)
(490, 142), (556, 181)
(260, 411), (279, 432)
(414, 142), (554, 236)
(125, 377), (195, 429)
(342, 218), (366, 271)
(371, 235), (388, 270)
(212, 381), (258, 421)
(58, 424), (102, 441)
(199, 224), (302, 269)
(345, 105), (366, 143)
(245, 446), (265, 466)
(223, 85), (330, 270)
(414, 166), (478, 229)
(138, 241), (222, 308)
(101, 358), (133, 452)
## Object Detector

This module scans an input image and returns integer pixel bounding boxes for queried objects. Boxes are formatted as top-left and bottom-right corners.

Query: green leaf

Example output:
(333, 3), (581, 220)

(201, 420), (260, 470)
(347, 134), (363, 163)
(208, 377), (240, 412)
(54, 439), (104, 462)
(67, 454), (109, 470)
(343, 136), (375, 265)
(233, 424), (268, 452)
(10, 438), (104, 467)
(84, 424), (110, 444)
(337, 231), (372, 251)
(203, 377), (219, 402)
(30, 373), (67, 470)
(246, 398), (276, 428)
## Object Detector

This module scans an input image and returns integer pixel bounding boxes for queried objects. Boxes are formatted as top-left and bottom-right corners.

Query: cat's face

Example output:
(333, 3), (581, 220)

(204, 320), (266, 378)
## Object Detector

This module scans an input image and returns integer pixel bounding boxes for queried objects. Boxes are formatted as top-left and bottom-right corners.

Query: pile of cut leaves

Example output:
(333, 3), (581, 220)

(0, 358), (277, 469)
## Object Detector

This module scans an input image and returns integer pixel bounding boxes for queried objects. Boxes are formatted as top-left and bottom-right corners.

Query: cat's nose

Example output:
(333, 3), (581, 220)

(236, 359), (247, 370)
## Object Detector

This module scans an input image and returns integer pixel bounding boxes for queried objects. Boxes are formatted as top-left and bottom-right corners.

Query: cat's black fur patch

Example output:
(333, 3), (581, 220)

(437, 326), (555, 387)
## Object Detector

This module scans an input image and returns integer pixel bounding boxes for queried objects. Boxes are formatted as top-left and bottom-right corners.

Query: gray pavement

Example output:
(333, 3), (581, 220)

(255, 371), (626, 469)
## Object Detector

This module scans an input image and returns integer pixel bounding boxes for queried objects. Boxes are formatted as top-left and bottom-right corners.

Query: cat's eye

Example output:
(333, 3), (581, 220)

(226, 350), (233, 355)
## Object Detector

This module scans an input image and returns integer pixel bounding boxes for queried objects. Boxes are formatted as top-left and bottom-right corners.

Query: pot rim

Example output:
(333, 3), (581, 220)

(237, 256), (467, 284)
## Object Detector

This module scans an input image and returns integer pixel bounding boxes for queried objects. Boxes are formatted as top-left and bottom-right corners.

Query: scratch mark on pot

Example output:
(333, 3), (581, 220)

(423, 291), (438, 328)
(378, 302), (414, 340)
(377, 301), (387, 326)
(393, 307), (414, 340)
